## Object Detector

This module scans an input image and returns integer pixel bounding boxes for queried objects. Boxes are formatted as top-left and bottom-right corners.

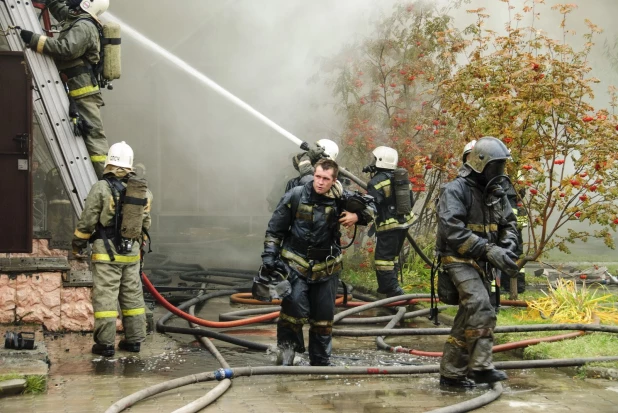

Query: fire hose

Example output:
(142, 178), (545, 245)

(104, 272), (618, 413)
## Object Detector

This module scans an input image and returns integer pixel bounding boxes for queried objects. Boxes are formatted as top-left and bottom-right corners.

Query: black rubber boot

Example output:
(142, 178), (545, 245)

(439, 375), (476, 389)
(92, 343), (115, 357)
(118, 340), (141, 353)
(469, 369), (508, 384)
(386, 287), (405, 298)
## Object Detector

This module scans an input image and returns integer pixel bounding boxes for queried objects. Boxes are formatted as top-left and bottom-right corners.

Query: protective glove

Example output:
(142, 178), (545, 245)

(71, 238), (88, 259)
(307, 144), (326, 163)
(76, 117), (93, 137)
(500, 239), (518, 254)
(261, 254), (279, 273)
(485, 244), (519, 277)
(19, 29), (34, 44)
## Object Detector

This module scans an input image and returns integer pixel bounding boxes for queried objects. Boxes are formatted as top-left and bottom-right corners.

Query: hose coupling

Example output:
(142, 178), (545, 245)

(214, 368), (234, 381)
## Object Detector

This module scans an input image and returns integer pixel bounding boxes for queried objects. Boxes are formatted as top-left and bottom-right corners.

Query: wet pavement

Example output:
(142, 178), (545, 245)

(1, 294), (618, 412)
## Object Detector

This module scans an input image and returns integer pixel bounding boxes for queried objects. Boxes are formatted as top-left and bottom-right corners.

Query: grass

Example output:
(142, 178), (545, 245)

(340, 241), (618, 371)
(522, 333), (618, 370)
(524, 279), (618, 324)
(0, 373), (46, 394)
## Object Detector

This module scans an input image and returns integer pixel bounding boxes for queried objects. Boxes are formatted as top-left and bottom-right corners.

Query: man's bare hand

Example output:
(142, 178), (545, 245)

(339, 211), (359, 227)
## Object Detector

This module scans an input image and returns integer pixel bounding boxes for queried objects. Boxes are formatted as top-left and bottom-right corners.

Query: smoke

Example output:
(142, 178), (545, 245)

(100, 1), (618, 267)
(102, 0), (400, 267)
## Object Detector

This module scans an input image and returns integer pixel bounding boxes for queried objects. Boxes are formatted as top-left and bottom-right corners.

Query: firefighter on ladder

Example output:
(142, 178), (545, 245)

(20, 0), (111, 177)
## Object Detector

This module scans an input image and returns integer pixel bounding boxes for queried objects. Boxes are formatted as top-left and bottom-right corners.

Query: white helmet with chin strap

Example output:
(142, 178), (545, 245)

(79, 0), (109, 19)
(105, 141), (133, 169)
(372, 146), (398, 170)
(316, 139), (339, 161)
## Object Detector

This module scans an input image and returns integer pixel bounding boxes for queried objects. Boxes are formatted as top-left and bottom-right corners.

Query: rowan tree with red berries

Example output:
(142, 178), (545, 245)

(318, 1), (468, 237)
(323, 0), (618, 279)
(440, 1), (618, 266)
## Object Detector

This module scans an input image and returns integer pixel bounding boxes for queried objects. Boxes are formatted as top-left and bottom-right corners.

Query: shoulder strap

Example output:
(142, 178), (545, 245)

(61, 15), (100, 34)
(289, 185), (304, 220)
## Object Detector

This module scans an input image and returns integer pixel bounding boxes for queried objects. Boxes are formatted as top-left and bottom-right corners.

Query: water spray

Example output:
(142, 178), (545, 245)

(104, 13), (306, 149)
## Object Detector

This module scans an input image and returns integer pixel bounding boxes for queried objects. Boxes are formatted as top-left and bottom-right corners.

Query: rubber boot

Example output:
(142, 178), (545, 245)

(118, 340), (141, 353)
(439, 375), (476, 389)
(469, 369), (508, 384)
(92, 343), (115, 357)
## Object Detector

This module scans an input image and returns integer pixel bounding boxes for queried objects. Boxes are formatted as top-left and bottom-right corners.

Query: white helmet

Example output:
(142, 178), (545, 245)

(105, 141), (133, 169)
(316, 139), (339, 161)
(80, 0), (109, 18)
(372, 146), (398, 170)
(462, 140), (477, 163)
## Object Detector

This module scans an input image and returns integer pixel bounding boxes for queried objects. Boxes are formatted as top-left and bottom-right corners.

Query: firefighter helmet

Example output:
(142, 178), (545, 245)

(105, 141), (133, 169)
(79, 0), (109, 18)
(372, 146), (398, 170)
(462, 140), (477, 163)
(316, 139), (339, 161)
(465, 137), (511, 173)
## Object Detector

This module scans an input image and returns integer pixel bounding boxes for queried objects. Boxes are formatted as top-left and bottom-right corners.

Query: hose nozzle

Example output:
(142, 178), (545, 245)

(300, 141), (310, 151)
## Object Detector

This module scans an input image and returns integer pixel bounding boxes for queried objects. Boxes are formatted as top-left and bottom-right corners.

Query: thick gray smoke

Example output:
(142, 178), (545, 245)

(103, 0), (399, 267)
(101, 1), (618, 267)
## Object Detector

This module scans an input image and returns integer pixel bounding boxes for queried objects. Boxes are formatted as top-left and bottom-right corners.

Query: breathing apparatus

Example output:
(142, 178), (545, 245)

(363, 146), (412, 215)
(337, 191), (375, 249)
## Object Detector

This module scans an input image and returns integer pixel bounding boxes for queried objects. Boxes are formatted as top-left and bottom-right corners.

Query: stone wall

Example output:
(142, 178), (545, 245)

(0, 239), (97, 332)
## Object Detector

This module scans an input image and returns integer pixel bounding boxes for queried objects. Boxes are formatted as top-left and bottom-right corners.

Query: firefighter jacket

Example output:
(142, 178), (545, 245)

(436, 168), (518, 266)
(367, 170), (415, 233)
(28, 1), (101, 99)
(292, 152), (314, 179)
(73, 177), (152, 264)
(264, 180), (375, 282)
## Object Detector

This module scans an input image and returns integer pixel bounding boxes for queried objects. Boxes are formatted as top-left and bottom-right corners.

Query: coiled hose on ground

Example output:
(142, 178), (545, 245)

(103, 264), (618, 413)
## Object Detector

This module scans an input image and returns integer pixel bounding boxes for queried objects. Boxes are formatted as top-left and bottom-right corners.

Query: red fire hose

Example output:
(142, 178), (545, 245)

(143, 272), (345, 328)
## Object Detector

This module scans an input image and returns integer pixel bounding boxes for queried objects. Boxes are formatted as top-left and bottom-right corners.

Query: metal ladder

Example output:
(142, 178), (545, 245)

(0, 0), (98, 216)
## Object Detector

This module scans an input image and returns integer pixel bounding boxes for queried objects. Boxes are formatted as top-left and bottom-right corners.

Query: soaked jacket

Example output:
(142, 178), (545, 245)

(73, 176), (153, 264)
(28, 1), (101, 99)
(264, 180), (375, 282)
(367, 170), (415, 233)
(436, 168), (518, 266)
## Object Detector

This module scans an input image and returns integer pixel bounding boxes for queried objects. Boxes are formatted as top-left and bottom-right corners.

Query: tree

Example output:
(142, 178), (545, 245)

(324, 0), (618, 285)
(440, 0), (618, 265)
(318, 1), (468, 237)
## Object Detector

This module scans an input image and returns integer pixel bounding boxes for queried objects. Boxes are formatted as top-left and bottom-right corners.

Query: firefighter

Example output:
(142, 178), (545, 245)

(436, 137), (518, 387)
(72, 141), (152, 357)
(464, 140), (527, 295)
(364, 146), (415, 297)
(20, 0), (110, 178)
(262, 158), (375, 366)
(285, 139), (339, 191)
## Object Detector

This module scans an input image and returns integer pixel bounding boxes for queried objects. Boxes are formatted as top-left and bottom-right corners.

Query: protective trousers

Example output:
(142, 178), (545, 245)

(374, 229), (407, 295)
(75, 93), (109, 178)
(440, 263), (496, 379)
(277, 273), (339, 366)
(92, 261), (147, 346)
